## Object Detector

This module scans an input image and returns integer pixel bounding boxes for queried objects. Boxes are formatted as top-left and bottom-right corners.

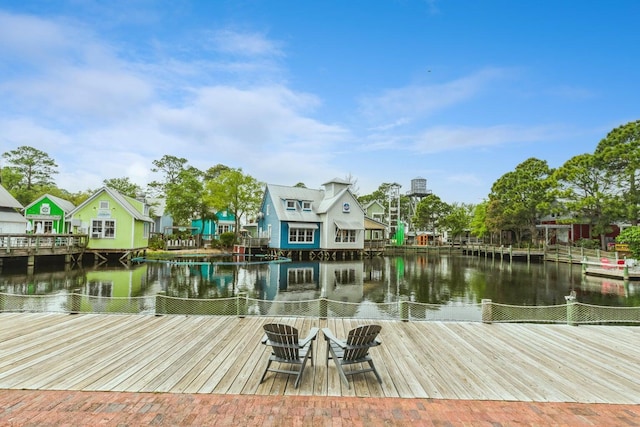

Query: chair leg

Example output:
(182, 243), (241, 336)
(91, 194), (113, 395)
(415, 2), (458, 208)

(295, 351), (311, 388)
(260, 359), (272, 384)
(327, 346), (350, 388)
(368, 359), (382, 384)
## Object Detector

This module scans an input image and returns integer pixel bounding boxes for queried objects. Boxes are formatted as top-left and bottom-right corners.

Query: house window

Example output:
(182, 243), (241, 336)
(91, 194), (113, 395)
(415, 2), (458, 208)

(287, 268), (314, 285)
(302, 201), (312, 211)
(289, 228), (315, 243)
(335, 269), (356, 285)
(286, 200), (296, 210)
(335, 229), (356, 243)
(99, 201), (109, 210)
(91, 219), (116, 238)
(218, 224), (230, 235)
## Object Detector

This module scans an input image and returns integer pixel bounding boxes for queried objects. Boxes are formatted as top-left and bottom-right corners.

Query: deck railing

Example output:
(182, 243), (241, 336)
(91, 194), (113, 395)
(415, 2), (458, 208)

(0, 233), (87, 254)
(1, 292), (638, 325)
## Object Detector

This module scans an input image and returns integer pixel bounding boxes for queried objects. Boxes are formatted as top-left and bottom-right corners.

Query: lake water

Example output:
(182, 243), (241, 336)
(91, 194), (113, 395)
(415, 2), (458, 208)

(1, 253), (639, 307)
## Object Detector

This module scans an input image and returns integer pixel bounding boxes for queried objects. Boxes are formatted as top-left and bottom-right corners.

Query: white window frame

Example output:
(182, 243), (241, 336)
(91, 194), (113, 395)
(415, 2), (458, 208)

(91, 219), (116, 239)
(287, 267), (314, 285)
(286, 200), (296, 210)
(302, 201), (312, 211)
(335, 228), (356, 243)
(288, 228), (315, 244)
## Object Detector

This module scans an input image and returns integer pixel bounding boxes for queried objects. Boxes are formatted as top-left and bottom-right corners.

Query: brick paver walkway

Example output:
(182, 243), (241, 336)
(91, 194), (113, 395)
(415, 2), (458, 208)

(0, 390), (638, 426)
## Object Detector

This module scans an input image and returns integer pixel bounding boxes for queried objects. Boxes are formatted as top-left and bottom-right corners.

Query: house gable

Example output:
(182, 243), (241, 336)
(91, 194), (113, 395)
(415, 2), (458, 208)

(258, 180), (364, 251)
(24, 194), (75, 233)
(69, 187), (152, 250)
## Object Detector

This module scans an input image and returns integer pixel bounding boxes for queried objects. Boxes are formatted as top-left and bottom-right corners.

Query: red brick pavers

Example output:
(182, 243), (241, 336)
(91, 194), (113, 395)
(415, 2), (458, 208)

(0, 390), (638, 427)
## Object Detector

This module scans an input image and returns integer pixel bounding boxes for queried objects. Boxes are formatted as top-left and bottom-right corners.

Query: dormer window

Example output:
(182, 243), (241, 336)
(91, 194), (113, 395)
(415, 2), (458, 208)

(286, 200), (296, 210)
(302, 201), (312, 211)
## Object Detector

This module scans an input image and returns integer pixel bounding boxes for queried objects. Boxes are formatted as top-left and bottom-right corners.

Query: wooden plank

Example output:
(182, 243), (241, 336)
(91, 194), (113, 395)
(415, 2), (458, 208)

(0, 313), (638, 404)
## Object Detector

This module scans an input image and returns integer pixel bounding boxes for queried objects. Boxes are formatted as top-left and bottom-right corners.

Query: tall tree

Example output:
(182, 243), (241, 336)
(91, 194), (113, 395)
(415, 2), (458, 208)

(550, 153), (620, 249)
(594, 119), (640, 226)
(487, 158), (553, 245)
(147, 155), (188, 196)
(441, 203), (474, 243)
(470, 201), (490, 242)
(204, 168), (264, 237)
(165, 167), (206, 227)
(412, 194), (450, 234)
(2, 146), (58, 204)
(103, 177), (143, 198)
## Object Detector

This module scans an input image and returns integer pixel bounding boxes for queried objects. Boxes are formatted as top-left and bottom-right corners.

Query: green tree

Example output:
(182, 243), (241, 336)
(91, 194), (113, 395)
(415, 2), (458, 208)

(147, 155), (188, 196)
(487, 158), (553, 245)
(550, 153), (620, 249)
(2, 146), (58, 204)
(594, 120), (640, 226)
(616, 227), (640, 258)
(441, 203), (474, 243)
(165, 167), (206, 226)
(204, 168), (264, 237)
(413, 194), (450, 234)
(103, 177), (143, 198)
(470, 201), (489, 242)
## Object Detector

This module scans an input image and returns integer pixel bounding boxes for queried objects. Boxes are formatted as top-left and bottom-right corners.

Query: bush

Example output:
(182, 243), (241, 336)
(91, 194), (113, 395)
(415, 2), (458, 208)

(219, 232), (236, 248)
(616, 227), (640, 258)
(575, 238), (600, 249)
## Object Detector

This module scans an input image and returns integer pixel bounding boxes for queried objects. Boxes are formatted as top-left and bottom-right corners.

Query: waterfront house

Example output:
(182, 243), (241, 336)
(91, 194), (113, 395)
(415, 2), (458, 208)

(191, 210), (236, 241)
(363, 200), (386, 223)
(257, 178), (364, 259)
(68, 187), (153, 261)
(147, 197), (174, 236)
(23, 194), (75, 234)
(0, 184), (27, 234)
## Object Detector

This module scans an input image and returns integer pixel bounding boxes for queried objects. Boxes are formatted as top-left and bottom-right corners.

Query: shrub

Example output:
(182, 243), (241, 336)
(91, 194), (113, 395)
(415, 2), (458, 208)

(616, 227), (640, 258)
(219, 232), (236, 248)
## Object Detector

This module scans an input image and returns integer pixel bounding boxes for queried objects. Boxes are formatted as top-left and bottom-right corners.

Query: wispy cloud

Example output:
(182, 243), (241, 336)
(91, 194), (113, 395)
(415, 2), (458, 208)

(358, 67), (510, 128)
(210, 29), (284, 57)
(410, 124), (563, 154)
(0, 10), (350, 191)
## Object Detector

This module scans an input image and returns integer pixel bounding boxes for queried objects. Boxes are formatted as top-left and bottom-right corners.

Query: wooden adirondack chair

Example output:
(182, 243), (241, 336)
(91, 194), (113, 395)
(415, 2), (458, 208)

(260, 323), (319, 388)
(322, 324), (383, 388)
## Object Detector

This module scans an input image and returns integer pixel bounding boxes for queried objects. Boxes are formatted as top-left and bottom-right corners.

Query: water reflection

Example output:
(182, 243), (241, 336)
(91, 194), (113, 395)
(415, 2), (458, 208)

(1, 254), (640, 307)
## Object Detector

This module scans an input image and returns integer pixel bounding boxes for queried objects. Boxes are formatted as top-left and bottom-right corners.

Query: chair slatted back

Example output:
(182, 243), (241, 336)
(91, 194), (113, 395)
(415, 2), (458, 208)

(344, 324), (381, 361)
(264, 323), (300, 361)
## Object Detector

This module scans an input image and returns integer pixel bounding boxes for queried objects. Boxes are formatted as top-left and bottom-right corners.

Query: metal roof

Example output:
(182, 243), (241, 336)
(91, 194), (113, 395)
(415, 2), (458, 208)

(0, 185), (23, 209)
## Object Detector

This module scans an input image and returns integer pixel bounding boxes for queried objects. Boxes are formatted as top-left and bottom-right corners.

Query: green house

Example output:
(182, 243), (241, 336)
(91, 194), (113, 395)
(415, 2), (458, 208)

(23, 194), (75, 234)
(69, 187), (153, 255)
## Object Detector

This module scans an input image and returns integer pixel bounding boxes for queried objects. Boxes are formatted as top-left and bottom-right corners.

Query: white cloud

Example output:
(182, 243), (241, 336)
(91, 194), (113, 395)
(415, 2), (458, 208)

(210, 29), (284, 57)
(410, 124), (561, 154)
(358, 68), (509, 126)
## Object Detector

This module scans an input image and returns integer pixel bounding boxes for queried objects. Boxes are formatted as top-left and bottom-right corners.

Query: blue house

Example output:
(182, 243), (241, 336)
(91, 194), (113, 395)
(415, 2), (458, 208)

(191, 210), (236, 243)
(257, 178), (364, 257)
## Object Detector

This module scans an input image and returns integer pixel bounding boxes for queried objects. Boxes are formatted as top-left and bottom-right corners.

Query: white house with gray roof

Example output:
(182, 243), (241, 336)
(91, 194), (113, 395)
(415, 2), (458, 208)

(0, 184), (28, 234)
(257, 178), (364, 252)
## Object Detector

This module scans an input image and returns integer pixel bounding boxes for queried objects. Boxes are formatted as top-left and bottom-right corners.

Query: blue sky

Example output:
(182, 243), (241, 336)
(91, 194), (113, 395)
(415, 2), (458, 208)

(1, 1), (639, 204)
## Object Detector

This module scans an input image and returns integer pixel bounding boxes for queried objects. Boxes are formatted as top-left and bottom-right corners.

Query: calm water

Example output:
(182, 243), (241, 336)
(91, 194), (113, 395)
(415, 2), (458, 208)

(1, 253), (639, 307)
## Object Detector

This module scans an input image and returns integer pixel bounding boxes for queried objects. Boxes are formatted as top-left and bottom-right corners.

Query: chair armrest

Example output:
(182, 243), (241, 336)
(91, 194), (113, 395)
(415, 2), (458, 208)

(299, 327), (319, 347)
(321, 328), (346, 348)
(261, 334), (268, 345)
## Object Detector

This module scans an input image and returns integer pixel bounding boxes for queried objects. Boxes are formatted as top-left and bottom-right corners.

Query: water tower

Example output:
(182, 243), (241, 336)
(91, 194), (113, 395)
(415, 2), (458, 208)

(407, 177), (432, 231)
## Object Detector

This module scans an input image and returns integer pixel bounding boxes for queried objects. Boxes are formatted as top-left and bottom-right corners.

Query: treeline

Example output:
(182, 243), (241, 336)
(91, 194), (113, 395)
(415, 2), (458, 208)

(2, 119), (639, 249)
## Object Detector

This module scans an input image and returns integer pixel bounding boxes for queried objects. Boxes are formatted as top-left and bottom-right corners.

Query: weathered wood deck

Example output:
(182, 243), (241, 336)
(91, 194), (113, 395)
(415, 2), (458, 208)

(0, 313), (638, 404)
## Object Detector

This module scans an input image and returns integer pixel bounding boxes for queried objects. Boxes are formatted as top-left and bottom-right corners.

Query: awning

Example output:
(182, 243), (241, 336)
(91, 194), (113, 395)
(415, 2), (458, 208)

(287, 222), (319, 229)
(334, 219), (364, 230)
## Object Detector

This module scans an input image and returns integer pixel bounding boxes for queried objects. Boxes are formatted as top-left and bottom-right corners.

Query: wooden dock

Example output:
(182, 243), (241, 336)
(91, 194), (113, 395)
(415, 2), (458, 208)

(0, 313), (638, 404)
